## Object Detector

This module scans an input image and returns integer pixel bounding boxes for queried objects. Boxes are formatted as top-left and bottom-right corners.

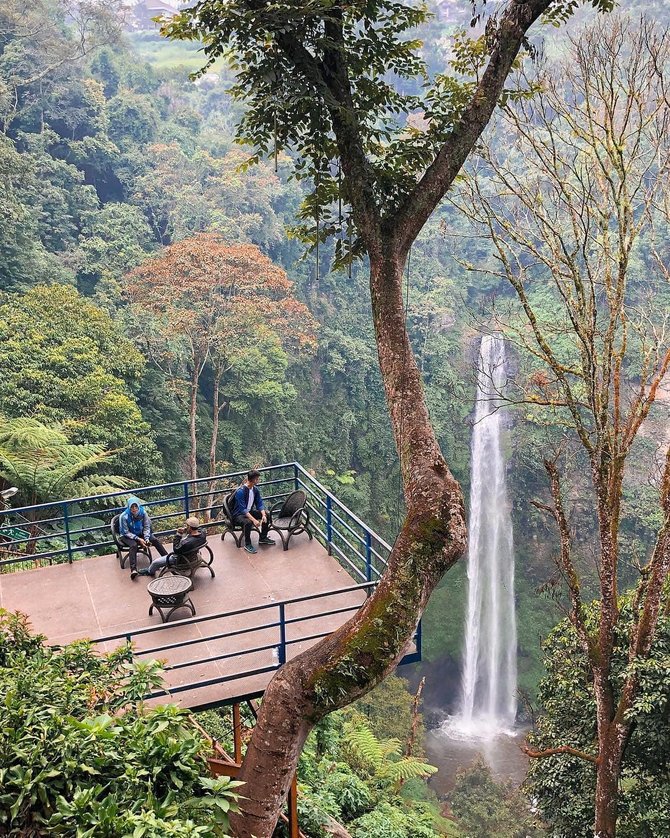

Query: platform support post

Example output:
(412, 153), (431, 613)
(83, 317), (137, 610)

(288, 773), (299, 838)
(232, 703), (243, 764)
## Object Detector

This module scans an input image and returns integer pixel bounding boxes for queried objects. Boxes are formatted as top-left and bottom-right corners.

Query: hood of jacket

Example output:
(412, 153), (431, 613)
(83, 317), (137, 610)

(124, 495), (145, 518)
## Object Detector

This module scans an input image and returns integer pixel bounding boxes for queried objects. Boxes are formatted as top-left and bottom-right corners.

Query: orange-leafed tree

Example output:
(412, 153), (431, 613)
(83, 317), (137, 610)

(126, 233), (317, 481)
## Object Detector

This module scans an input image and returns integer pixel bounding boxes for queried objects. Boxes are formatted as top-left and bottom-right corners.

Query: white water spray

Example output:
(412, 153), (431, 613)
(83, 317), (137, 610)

(450, 334), (517, 738)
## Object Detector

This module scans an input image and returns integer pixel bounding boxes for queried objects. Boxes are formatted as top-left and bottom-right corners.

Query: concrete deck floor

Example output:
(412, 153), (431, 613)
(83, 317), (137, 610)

(0, 532), (365, 709)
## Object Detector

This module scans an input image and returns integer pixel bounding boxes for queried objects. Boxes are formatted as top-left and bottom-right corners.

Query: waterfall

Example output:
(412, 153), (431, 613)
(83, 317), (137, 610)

(457, 334), (517, 735)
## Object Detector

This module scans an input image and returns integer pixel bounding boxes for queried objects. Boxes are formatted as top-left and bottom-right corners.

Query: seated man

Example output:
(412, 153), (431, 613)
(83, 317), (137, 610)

(139, 516), (207, 577)
(233, 469), (275, 554)
(120, 495), (168, 580)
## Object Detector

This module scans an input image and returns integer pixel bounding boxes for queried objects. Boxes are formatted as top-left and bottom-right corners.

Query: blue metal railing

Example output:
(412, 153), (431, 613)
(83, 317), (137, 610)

(0, 462), (392, 580)
(90, 581), (421, 708)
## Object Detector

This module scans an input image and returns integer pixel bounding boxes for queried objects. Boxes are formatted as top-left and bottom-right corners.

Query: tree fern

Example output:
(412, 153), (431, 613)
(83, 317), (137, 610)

(344, 714), (437, 788)
(346, 720), (385, 769)
(379, 757), (438, 783)
(0, 416), (134, 506)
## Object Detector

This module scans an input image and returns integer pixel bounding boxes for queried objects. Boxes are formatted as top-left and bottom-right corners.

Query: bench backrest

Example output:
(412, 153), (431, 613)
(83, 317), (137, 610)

(277, 490), (307, 521)
(221, 490), (238, 523)
(110, 514), (123, 546)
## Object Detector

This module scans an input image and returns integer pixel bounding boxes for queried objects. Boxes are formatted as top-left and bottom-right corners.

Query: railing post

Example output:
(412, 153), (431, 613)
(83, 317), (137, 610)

(293, 462), (299, 491)
(62, 502), (73, 564)
(278, 603), (287, 665)
(365, 531), (372, 583)
(183, 482), (190, 517)
(326, 495), (332, 555)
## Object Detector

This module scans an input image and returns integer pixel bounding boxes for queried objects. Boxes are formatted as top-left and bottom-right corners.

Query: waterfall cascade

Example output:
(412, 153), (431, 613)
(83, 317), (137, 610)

(450, 334), (517, 737)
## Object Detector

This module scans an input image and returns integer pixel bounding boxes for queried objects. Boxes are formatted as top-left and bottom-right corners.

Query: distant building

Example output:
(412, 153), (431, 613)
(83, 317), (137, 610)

(127, 0), (181, 29)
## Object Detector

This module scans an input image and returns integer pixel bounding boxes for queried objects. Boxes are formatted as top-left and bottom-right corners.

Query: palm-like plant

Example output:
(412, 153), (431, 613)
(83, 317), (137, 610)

(344, 714), (438, 788)
(0, 417), (133, 507)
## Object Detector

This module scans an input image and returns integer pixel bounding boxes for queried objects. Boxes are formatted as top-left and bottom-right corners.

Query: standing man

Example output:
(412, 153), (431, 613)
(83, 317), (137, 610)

(120, 494), (168, 580)
(233, 470), (275, 554)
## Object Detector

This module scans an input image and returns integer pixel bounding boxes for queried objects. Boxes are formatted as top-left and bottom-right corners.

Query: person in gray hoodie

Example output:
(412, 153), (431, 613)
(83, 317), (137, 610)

(119, 494), (168, 579)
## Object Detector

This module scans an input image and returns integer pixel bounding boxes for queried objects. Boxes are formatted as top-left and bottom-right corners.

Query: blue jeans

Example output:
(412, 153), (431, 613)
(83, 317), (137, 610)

(147, 553), (173, 576)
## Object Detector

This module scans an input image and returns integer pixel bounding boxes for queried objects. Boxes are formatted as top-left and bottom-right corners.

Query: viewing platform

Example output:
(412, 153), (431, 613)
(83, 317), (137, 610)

(0, 463), (420, 710)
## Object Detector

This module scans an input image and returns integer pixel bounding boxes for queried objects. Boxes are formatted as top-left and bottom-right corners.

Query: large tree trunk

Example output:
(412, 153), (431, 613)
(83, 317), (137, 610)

(594, 719), (627, 838)
(203, 376), (222, 522)
(592, 475), (624, 837)
(209, 376), (220, 480)
(229, 243), (466, 837)
(188, 369), (198, 483)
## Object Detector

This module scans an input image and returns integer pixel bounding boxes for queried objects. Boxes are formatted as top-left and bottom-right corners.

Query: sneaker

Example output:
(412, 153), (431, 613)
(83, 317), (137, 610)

(130, 569), (138, 580)
(258, 537), (276, 546)
(244, 543), (258, 554)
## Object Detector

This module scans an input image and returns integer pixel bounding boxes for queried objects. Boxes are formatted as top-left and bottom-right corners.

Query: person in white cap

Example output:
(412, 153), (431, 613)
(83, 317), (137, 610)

(139, 516), (207, 577)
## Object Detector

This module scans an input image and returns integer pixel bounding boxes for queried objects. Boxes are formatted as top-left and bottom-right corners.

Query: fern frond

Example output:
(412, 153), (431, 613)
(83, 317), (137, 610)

(379, 739), (402, 759)
(0, 417), (68, 450)
(68, 475), (135, 497)
(345, 721), (384, 768)
(379, 757), (439, 783)
(0, 416), (132, 505)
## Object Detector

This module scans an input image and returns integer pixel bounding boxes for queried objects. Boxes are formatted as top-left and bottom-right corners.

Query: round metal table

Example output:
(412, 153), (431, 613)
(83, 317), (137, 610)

(147, 574), (195, 623)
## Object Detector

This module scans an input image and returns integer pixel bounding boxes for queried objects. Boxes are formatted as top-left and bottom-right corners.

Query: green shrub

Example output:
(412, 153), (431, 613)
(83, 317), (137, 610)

(0, 610), (242, 837)
(350, 801), (440, 838)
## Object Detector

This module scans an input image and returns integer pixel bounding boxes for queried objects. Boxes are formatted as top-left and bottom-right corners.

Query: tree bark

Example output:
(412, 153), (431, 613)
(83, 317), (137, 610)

(209, 375), (220, 480)
(594, 722), (627, 838)
(229, 247), (466, 837)
(188, 368), (198, 483)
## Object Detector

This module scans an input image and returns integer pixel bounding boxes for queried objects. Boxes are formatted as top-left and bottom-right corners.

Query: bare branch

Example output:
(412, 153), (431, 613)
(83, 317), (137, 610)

(523, 744), (599, 764)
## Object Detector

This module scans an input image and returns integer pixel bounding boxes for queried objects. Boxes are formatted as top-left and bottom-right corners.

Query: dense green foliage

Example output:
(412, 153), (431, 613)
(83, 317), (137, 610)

(198, 675), (449, 838)
(526, 601), (670, 836)
(450, 760), (544, 838)
(0, 610), (242, 836)
(0, 285), (161, 481)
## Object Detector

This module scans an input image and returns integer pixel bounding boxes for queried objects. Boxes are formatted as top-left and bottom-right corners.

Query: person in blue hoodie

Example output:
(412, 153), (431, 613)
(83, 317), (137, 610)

(232, 470), (275, 554)
(120, 495), (168, 579)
